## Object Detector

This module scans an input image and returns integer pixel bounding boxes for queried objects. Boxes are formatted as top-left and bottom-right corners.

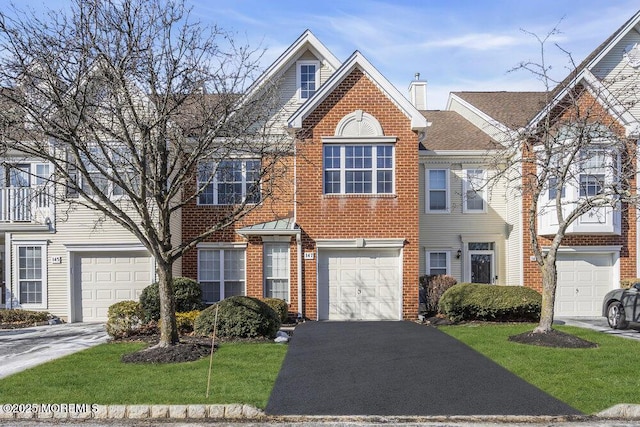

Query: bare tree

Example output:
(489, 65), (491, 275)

(486, 26), (638, 334)
(0, 0), (293, 346)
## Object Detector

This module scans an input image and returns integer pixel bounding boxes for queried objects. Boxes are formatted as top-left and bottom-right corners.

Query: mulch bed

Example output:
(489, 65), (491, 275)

(508, 329), (598, 348)
(121, 335), (215, 364)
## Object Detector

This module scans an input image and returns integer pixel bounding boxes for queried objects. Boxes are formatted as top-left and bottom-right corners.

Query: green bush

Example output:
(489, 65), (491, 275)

(439, 283), (541, 322)
(0, 309), (51, 325)
(261, 298), (289, 323)
(194, 296), (281, 339)
(176, 310), (201, 333)
(105, 300), (145, 339)
(139, 277), (205, 321)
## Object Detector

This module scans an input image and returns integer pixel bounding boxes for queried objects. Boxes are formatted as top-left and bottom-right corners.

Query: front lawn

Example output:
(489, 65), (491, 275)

(441, 323), (640, 414)
(0, 342), (287, 408)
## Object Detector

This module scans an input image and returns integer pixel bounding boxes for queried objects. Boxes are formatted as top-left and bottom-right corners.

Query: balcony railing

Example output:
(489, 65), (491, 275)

(0, 186), (52, 224)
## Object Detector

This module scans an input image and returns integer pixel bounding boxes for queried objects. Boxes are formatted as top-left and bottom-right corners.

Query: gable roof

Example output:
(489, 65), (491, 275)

(244, 30), (341, 99)
(288, 50), (428, 131)
(420, 110), (498, 152)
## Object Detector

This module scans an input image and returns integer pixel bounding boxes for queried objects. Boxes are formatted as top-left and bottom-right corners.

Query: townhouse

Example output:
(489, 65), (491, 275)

(3, 10), (640, 321)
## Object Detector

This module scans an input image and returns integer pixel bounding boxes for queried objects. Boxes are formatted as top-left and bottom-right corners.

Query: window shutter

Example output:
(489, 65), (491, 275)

(66, 151), (79, 198)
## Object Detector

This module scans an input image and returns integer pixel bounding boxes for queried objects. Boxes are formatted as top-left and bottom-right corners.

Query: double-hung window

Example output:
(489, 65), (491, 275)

(426, 169), (449, 212)
(323, 144), (394, 194)
(15, 243), (47, 308)
(198, 159), (261, 205)
(579, 150), (607, 197)
(548, 176), (566, 200)
(264, 243), (289, 301)
(80, 146), (132, 197)
(198, 248), (245, 303)
(427, 251), (449, 275)
(297, 60), (319, 101)
(463, 169), (486, 213)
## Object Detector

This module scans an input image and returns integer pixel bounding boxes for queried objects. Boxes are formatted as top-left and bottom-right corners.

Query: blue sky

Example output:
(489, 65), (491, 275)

(6, 1), (640, 109)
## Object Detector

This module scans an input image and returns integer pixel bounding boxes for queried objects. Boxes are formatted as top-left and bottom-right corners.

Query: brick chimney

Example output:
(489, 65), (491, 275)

(408, 72), (427, 110)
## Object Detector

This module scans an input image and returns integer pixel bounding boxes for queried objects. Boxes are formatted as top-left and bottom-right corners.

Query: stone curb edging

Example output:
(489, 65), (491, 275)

(2, 403), (640, 421)
(0, 404), (264, 420)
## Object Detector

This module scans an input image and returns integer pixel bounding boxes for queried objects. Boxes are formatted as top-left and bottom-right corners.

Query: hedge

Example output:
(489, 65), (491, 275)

(439, 283), (542, 322)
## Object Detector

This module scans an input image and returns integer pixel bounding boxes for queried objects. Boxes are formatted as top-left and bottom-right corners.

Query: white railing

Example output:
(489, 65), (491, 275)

(0, 185), (52, 223)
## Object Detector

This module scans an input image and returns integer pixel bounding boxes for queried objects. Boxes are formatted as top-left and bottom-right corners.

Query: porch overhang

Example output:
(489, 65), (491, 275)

(236, 217), (300, 237)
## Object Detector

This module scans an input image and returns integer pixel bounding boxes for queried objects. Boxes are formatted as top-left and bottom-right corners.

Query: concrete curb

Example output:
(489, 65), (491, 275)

(0, 404), (264, 420)
(2, 403), (640, 421)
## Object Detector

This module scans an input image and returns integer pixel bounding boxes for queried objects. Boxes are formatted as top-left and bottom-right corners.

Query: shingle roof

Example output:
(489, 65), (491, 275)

(420, 110), (498, 151)
(452, 91), (548, 129)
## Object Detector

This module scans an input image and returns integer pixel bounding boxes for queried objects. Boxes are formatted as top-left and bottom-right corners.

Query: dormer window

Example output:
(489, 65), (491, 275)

(297, 60), (319, 101)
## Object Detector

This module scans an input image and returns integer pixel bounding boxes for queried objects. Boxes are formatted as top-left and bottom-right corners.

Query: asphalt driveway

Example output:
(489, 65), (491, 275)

(266, 321), (580, 416)
(0, 323), (108, 379)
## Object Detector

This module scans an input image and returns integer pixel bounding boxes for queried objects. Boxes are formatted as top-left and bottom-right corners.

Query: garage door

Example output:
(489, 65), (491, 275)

(555, 253), (614, 316)
(73, 252), (153, 322)
(318, 249), (400, 320)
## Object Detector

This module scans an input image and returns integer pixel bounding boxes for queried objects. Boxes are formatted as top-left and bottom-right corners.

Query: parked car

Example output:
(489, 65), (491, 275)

(602, 283), (640, 329)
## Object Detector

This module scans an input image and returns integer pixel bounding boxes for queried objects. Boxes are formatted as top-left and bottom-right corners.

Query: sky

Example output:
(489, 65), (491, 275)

(4, 1), (640, 109)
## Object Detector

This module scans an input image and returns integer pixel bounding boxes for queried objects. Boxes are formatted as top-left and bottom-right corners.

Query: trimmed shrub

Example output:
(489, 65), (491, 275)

(176, 310), (201, 334)
(105, 300), (145, 339)
(620, 278), (640, 289)
(0, 309), (51, 325)
(194, 296), (281, 339)
(419, 274), (458, 316)
(261, 298), (289, 323)
(140, 277), (205, 321)
(439, 283), (542, 322)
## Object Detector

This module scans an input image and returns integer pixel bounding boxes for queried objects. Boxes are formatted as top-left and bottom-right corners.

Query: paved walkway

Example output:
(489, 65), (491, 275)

(555, 317), (640, 340)
(0, 323), (108, 379)
(266, 321), (580, 416)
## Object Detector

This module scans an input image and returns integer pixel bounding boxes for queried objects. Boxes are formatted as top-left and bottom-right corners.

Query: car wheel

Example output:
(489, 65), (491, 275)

(607, 302), (629, 329)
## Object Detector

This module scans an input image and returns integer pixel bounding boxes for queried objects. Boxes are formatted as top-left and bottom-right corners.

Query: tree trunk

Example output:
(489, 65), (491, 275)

(534, 260), (557, 333)
(156, 264), (179, 346)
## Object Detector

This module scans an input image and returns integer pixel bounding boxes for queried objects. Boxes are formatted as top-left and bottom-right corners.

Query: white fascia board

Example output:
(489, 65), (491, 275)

(448, 93), (517, 138)
(419, 149), (501, 157)
(581, 12), (640, 74)
(582, 71), (640, 138)
(244, 30), (341, 100)
(288, 51), (428, 131)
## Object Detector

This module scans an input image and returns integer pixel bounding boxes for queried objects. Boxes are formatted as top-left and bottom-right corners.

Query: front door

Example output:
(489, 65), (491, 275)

(470, 252), (493, 283)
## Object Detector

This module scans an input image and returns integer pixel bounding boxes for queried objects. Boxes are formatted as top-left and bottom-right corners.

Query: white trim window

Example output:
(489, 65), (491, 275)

(426, 251), (449, 275)
(297, 60), (320, 101)
(14, 243), (47, 308)
(198, 248), (245, 303)
(463, 169), (486, 213)
(198, 159), (261, 205)
(578, 149), (608, 197)
(264, 243), (290, 301)
(426, 169), (449, 212)
(323, 144), (394, 194)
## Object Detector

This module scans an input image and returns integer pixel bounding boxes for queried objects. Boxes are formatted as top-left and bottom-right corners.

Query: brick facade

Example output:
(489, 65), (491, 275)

(295, 69), (420, 319)
(521, 90), (637, 291)
(180, 68), (421, 320)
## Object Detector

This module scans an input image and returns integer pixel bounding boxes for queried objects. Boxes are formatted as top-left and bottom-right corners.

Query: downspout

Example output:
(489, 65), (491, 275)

(5, 233), (11, 309)
(293, 136), (303, 320)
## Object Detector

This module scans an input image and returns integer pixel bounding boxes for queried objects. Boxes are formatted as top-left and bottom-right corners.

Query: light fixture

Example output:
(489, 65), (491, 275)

(456, 249), (462, 259)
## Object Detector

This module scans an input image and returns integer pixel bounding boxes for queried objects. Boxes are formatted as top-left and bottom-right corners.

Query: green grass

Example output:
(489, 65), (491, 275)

(0, 342), (287, 408)
(441, 323), (640, 414)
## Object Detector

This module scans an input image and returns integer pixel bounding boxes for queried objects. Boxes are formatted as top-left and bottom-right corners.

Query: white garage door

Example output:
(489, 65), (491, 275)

(555, 253), (614, 316)
(318, 249), (400, 320)
(73, 252), (153, 322)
